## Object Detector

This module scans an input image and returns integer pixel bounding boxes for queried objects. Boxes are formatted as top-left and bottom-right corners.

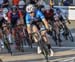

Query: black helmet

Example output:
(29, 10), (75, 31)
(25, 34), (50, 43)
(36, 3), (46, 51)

(56, 8), (61, 12)
(11, 6), (17, 12)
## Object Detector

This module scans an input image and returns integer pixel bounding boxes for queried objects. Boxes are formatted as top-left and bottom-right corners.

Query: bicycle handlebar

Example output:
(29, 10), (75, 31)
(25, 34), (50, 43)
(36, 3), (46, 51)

(16, 24), (24, 26)
(29, 28), (48, 35)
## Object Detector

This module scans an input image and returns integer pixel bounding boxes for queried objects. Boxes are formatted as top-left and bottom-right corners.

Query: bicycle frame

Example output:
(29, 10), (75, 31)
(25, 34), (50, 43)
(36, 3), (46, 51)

(31, 29), (50, 62)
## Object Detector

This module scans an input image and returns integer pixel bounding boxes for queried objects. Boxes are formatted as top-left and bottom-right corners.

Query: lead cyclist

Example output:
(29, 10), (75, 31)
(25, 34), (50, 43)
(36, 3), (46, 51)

(25, 4), (54, 56)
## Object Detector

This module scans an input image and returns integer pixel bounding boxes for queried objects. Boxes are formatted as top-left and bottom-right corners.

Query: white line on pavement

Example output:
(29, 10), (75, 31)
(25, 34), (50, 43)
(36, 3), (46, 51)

(72, 33), (75, 36)
(63, 57), (75, 62)
(23, 46), (75, 49)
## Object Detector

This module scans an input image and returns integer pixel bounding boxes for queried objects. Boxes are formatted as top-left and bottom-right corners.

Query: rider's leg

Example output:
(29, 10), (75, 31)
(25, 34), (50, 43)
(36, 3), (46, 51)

(41, 30), (54, 56)
(0, 37), (4, 50)
(5, 28), (13, 44)
(0, 29), (4, 49)
(54, 21), (60, 39)
(32, 25), (42, 54)
(54, 21), (62, 46)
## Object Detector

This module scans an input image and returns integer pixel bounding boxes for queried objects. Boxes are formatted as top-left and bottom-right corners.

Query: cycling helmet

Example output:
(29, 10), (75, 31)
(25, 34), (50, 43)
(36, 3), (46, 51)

(11, 6), (17, 12)
(3, 8), (8, 14)
(56, 8), (61, 13)
(26, 4), (35, 13)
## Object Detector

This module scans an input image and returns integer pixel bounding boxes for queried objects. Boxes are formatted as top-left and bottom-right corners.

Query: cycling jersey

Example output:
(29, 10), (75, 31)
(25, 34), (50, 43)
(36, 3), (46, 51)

(8, 10), (23, 27)
(44, 9), (54, 18)
(26, 10), (45, 25)
(55, 12), (65, 22)
(0, 12), (6, 28)
(11, 12), (19, 21)
(0, 12), (4, 20)
(8, 10), (23, 21)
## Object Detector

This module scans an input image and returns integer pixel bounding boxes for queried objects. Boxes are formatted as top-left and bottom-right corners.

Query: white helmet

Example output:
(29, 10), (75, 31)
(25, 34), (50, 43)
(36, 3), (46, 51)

(3, 8), (8, 14)
(26, 4), (35, 13)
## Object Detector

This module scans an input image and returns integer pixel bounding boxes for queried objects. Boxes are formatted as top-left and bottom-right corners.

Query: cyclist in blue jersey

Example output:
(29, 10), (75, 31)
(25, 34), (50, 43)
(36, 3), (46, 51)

(25, 4), (54, 56)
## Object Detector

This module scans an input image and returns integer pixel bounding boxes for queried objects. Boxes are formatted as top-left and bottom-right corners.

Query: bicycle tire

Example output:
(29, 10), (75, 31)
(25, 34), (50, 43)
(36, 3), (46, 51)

(68, 30), (74, 42)
(39, 40), (49, 62)
(63, 27), (74, 42)
(31, 29), (50, 62)
(62, 23), (74, 42)
(43, 46), (49, 62)
(3, 37), (12, 55)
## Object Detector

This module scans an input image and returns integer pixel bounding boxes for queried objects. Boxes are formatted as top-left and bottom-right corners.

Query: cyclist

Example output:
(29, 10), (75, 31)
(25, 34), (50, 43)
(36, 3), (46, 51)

(44, 8), (54, 25)
(0, 7), (10, 51)
(55, 8), (71, 37)
(25, 4), (54, 56)
(50, 8), (69, 46)
(7, 5), (24, 34)
(55, 8), (65, 23)
(7, 5), (24, 50)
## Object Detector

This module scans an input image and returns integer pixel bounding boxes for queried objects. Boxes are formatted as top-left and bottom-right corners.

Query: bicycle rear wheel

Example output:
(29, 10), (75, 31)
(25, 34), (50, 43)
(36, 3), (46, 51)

(68, 30), (74, 42)
(38, 39), (49, 62)
(3, 38), (12, 55)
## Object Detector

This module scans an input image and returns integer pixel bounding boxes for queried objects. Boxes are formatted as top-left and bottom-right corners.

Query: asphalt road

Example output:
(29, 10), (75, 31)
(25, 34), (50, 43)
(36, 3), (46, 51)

(0, 21), (75, 62)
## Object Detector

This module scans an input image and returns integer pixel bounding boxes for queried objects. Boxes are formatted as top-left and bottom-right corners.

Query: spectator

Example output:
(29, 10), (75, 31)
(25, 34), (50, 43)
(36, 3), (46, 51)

(63, 0), (70, 6)
(37, 0), (45, 6)
(30, 0), (38, 5)
(18, 0), (25, 9)
(49, 0), (54, 8)
(12, 0), (19, 6)
(2, 0), (9, 8)
(0, 0), (3, 7)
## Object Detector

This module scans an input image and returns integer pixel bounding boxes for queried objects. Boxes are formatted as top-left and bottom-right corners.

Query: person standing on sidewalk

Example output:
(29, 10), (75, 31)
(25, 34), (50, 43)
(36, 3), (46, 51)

(12, 0), (20, 6)
(49, 0), (54, 8)
(63, 0), (70, 6)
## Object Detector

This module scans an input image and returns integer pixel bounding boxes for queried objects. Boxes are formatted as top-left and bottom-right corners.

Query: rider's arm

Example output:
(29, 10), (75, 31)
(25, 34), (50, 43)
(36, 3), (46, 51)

(7, 11), (11, 23)
(3, 13), (8, 21)
(42, 18), (49, 29)
(27, 24), (31, 34)
(26, 14), (31, 34)
(18, 10), (24, 24)
(38, 10), (49, 29)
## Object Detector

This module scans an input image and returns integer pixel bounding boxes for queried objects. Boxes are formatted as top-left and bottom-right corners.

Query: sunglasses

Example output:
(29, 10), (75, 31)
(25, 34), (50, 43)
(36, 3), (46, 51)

(29, 12), (34, 14)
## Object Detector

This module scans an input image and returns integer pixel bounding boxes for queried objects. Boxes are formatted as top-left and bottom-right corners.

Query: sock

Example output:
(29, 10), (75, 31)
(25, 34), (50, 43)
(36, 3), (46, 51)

(7, 34), (12, 43)
(0, 39), (4, 48)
